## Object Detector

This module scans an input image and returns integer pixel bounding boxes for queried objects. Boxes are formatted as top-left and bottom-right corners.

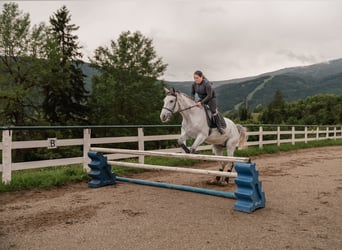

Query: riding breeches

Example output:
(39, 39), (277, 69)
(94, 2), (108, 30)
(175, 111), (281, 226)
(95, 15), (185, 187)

(204, 98), (217, 114)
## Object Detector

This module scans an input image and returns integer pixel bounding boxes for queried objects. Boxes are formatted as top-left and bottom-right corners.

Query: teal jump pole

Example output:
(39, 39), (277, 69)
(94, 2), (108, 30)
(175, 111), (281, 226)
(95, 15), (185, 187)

(116, 176), (236, 199)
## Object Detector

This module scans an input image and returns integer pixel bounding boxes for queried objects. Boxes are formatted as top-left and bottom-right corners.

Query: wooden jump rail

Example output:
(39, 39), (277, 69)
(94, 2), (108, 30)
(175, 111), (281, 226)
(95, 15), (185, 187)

(107, 160), (237, 178)
(90, 147), (251, 163)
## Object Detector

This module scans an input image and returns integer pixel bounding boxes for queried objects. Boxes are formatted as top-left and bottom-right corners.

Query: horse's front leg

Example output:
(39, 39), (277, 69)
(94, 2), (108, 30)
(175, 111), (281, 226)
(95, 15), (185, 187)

(189, 134), (207, 154)
(178, 129), (190, 153)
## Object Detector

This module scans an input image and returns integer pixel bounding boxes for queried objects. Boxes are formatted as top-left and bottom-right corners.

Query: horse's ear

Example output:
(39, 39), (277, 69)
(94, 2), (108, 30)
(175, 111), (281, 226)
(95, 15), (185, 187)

(164, 87), (170, 94)
(171, 88), (176, 93)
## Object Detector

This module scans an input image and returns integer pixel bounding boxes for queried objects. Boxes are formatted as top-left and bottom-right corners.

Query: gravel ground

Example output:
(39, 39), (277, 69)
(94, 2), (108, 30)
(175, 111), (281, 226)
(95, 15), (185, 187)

(1, 146), (341, 250)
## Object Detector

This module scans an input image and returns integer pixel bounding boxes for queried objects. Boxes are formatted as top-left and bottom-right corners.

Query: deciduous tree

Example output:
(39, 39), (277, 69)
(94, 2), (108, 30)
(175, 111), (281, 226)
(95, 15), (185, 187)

(90, 31), (167, 125)
(0, 3), (46, 125)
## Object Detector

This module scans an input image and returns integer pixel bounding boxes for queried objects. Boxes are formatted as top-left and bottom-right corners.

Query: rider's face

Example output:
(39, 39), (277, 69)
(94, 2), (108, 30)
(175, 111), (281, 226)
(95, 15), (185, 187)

(193, 75), (203, 84)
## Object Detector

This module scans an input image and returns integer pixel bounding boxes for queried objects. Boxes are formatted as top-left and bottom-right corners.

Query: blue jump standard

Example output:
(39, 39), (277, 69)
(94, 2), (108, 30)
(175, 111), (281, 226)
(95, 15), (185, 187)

(87, 151), (266, 213)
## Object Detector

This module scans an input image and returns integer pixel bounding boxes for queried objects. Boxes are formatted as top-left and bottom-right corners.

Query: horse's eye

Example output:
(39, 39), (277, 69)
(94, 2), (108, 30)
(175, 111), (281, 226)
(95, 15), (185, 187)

(170, 100), (174, 103)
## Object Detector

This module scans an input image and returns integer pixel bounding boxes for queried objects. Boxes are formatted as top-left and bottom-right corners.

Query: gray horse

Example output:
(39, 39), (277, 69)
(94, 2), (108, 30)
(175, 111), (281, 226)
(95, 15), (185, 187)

(160, 88), (247, 184)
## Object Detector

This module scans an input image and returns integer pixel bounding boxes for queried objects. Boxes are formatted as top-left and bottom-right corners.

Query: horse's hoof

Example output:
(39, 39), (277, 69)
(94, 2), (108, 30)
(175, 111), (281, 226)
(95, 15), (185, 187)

(207, 179), (228, 186)
(218, 181), (229, 186)
(206, 179), (219, 185)
(190, 148), (197, 154)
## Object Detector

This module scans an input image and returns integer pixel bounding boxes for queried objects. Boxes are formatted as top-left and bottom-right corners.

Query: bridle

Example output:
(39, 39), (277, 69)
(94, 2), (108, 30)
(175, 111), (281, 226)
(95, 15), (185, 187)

(162, 92), (197, 114)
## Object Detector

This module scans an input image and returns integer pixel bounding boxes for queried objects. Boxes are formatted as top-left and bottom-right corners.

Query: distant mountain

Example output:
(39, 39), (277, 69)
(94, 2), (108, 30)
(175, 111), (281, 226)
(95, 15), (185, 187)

(166, 58), (342, 112)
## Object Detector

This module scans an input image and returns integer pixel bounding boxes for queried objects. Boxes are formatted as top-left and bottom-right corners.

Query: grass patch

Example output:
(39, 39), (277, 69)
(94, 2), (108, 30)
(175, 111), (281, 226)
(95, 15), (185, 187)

(145, 156), (199, 166)
(0, 165), (89, 192)
(1, 139), (341, 192)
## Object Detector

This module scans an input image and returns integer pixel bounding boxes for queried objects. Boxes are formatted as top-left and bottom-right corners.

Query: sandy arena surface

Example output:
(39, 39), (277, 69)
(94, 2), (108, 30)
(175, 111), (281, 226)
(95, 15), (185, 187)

(0, 146), (341, 250)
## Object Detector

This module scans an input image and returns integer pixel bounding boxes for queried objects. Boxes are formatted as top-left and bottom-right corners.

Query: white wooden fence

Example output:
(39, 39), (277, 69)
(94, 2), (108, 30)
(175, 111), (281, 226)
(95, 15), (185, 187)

(1, 125), (341, 183)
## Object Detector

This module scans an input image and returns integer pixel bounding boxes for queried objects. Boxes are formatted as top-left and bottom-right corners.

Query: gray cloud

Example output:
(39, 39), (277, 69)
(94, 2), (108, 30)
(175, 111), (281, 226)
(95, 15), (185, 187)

(277, 49), (318, 64)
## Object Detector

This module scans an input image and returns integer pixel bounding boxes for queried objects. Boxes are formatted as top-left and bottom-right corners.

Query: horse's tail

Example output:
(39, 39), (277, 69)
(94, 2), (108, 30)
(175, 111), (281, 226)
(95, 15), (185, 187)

(236, 124), (248, 149)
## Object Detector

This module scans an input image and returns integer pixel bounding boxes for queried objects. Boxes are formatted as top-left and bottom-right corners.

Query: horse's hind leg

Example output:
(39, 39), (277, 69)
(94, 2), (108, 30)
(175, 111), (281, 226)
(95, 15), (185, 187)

(225, 162), (234, 183)
(208, 145), (227, 185)
(225, 139), (237, 183)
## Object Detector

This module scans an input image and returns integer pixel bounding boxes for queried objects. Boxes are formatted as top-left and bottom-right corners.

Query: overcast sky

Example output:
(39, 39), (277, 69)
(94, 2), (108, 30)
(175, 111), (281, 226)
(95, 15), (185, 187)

(7, 0), (342, 81)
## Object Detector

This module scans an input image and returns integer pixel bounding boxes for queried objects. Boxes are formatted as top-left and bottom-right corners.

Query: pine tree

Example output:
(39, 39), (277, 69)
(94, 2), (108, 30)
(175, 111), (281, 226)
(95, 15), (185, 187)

(259, 90), (286, 124)
(42, 5), (88, 125)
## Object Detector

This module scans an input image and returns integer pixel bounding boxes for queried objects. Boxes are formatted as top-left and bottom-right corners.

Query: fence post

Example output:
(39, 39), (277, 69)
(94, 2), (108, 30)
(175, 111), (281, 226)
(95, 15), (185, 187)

(304, 126), (308, 144)
(2, 130), (12, 184)
(258, 126), (263, 149)
(277, 126), (280, 146)
(83, 128), (91, 172)
(291, 126), (295, 145)
(326, 127), (329, 139)
(333, 126), (336, 140)
(138, 128), (144, 164)
(316, 127), (319, 141)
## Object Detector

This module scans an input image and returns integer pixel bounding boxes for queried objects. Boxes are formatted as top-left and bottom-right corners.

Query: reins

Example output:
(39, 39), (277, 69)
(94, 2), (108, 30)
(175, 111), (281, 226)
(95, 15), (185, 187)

(178, 105), (197, 113)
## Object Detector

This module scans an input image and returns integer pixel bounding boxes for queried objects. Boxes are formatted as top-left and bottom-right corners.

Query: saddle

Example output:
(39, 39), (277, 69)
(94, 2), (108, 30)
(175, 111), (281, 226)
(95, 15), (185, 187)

(203, 105), (227, 130)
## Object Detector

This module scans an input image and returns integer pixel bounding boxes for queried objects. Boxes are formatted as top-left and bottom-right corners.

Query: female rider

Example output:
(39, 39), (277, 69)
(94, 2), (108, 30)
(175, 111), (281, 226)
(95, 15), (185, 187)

(191, 70), (225, 134)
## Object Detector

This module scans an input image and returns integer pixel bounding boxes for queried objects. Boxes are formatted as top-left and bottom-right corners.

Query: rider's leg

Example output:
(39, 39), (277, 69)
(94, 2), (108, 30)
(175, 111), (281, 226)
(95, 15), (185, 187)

(209, 99), (225, 134)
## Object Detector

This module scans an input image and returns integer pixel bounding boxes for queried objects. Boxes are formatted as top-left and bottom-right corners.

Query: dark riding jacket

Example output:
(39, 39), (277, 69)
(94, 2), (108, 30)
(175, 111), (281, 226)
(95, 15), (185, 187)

(191, 78), (217, 113)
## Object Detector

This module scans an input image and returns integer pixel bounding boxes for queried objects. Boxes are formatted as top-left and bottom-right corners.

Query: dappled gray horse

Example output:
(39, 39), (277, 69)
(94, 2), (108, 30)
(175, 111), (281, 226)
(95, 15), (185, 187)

(160, 88), (247, 184)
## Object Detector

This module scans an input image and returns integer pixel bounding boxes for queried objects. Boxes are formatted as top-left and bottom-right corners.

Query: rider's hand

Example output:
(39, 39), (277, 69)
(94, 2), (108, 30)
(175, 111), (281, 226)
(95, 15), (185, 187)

(196, 102), (202, 107)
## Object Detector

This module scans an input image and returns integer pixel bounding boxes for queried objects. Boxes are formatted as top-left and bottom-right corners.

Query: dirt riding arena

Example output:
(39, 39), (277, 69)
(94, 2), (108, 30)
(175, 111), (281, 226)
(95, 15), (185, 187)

(1, 146), (341, 249)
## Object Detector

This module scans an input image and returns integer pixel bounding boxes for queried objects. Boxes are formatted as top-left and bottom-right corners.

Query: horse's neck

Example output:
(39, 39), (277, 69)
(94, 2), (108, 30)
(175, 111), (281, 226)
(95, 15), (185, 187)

(178, 94), (205, 123)
(180, 108), (202, 122)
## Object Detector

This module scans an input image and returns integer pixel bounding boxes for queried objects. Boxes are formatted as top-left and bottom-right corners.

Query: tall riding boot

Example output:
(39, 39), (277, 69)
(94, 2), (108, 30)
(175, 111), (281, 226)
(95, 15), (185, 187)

(213, 113), (225, 135)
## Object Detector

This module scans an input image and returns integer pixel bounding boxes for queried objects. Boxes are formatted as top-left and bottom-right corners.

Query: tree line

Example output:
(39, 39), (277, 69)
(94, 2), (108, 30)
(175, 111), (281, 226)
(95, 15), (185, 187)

(235, 90), (342, 125)
(258, 91), (342, 125)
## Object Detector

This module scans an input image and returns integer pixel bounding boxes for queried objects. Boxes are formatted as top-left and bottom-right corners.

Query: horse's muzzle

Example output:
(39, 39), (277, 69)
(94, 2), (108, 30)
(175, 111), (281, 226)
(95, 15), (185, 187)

(160, 113), (171, 122)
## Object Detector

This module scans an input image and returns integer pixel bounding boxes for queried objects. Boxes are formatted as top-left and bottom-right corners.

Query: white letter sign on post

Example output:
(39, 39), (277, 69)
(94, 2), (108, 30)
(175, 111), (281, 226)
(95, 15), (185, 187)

(47, 138), (57, 149)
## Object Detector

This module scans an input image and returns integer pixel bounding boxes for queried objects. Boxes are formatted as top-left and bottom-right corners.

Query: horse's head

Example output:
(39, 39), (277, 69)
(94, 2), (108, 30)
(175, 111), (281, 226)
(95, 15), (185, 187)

(160, 88), (178, 122)
(160, 87), (196, 122)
